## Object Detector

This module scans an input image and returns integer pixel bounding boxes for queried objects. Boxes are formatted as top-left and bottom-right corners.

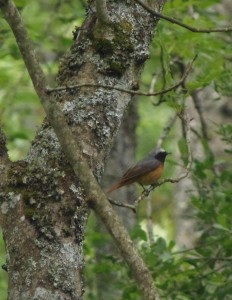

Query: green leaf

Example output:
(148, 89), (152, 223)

(130, 224), (147, 241)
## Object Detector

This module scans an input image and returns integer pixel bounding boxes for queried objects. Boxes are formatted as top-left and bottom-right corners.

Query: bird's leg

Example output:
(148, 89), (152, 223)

(138, 183), (146, 192)
(138, 183), (150, 196)
(143, 188), (150, 197)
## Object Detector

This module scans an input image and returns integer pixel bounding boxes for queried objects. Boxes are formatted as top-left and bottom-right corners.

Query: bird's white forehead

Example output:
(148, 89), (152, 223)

(159, 148), (166, 153)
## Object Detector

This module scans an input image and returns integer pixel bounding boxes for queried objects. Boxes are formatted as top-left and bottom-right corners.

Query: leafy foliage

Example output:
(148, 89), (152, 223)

(85, 124), (232, 299)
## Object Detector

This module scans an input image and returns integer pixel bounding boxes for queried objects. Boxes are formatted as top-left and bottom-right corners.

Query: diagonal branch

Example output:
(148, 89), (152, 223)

(135, 0), (232, 33)
(156, 114), (178, 148)
(191, 91), (209, 140)
(190, 90), (217, 175)
(0, 0), (160, 299)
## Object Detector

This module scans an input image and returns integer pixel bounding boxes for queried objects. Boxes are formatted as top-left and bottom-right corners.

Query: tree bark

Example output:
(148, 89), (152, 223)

(0, 0), (165, 299)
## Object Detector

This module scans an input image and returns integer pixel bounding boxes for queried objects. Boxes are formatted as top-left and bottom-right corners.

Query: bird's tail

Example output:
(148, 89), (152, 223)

(106, 181), (127, 194)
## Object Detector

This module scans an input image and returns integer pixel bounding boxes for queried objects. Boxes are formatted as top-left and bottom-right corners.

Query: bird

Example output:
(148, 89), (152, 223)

(106, 148), (170, 194)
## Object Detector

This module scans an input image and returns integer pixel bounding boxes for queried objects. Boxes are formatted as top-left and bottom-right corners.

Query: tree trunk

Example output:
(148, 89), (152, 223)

(0, 1), (165, 299)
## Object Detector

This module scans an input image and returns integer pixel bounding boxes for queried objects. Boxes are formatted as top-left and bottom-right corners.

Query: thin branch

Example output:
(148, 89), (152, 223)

(172, 236), (228, 255)
(156, 114), (177, 148)
(190, 126), (202, 139)
(198, 264), (227, 280)
(157, 43), (167, 105)
(108, 198), (136, 213)
(0, 1), (160, 298)
(186, 256), (232, 261)
(95, 0), (110, 24)
(174, 59), (217, 176)
(135, 0), (232, 33)
(146, 193), (155, 245)
(148, 73), (158, 102)
(46, 55), (196, 97)
(191, 91), (209, 139)
(190, 90), (217, 176)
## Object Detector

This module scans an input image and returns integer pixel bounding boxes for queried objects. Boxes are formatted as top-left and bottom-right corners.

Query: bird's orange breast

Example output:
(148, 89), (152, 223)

(137, 163), (164, 185)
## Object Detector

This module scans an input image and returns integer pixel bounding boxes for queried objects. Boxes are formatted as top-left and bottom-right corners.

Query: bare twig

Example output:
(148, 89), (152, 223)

(198, 264), (227, 280)
(190, 90), (217, 175)
(146, 193), (155, 245)
(135, 0), (232, 33)
(46, 55), (196, 98)
(174, 58), (216, 173)
(108, 198), (136, 213)
(190, 126), (202, 139)
(191, 91), (209, 140)
(134, 183), (158, 208)
(156, 114), (178, 148)
(0, 1), (160, 298)
(148, 73), (158, 102)
(172, 236), (227, 255)
(157, 43), (167, 105)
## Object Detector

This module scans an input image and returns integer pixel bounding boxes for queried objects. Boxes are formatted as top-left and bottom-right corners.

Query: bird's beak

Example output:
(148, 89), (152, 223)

(167, 152), (172, 155)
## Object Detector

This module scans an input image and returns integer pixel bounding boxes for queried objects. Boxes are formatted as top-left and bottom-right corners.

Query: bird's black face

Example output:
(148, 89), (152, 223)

(154, 149), (169, 163)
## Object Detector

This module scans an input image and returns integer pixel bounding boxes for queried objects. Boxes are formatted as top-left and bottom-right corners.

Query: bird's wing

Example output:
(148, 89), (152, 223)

(106, 159), (161, 193)
(119, 159), (161, 184)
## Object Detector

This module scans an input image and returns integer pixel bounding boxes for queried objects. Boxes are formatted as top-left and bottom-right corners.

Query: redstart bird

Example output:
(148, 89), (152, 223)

(106, 148), (170, 194)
